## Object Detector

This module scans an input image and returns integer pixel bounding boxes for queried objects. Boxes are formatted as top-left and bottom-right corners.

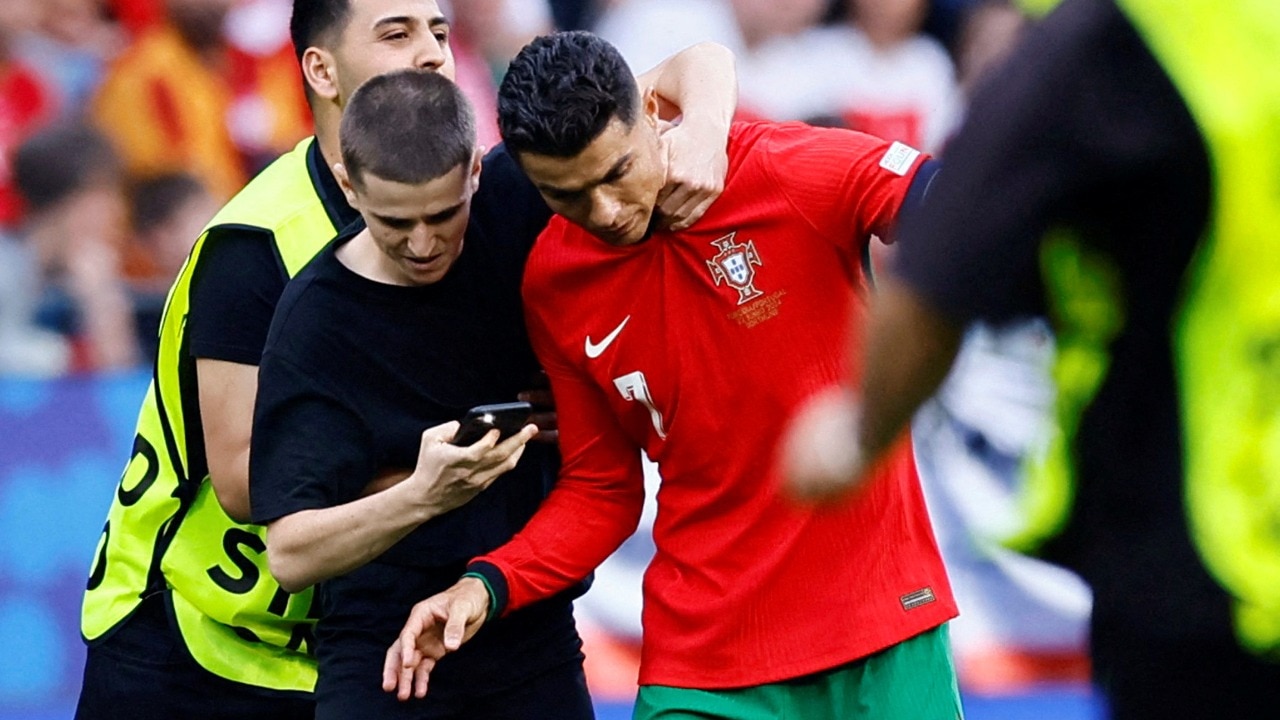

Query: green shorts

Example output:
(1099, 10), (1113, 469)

(633, 624), (962, 720)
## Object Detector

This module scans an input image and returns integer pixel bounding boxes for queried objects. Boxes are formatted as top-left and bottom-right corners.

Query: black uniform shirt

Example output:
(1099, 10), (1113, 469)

(893, 0), (1231, 645)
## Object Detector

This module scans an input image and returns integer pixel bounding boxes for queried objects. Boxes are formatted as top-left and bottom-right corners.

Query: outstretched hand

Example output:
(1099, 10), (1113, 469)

(382, 576), (491, 701)
(781, 387), (868, 503)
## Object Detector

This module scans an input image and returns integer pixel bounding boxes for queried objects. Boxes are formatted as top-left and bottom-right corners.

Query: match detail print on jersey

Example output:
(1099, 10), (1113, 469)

(878, 141), (922, 176)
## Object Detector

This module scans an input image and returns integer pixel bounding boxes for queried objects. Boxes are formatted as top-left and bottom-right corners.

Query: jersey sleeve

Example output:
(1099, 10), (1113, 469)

(187, 225), (287, 366)
(467, 305), (646, 617)
(249, 351), (376, 524)
(761, 123), (927, 250)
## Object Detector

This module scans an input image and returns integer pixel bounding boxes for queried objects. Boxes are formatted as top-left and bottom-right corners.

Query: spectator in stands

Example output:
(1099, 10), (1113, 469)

(815, 0), (960, 152)
(13, 123), (139, 372)
(125, 173), (214, 292)
(92, 0), (309, 200)
(446, 0), (553, 82)
(220, 0), (314, 171)
(124, 172), (215, 358)
(0, 0), (57, 229)
(0, 225), (67, 376)
(17, 0), (122, 112)
(431, 0), (557, 148)
(595, 0), (833, 122)
(108, 0), (165, 37)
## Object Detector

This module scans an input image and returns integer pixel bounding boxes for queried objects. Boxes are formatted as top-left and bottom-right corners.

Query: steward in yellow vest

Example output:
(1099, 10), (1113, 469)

(77, 135), (351, 713)
(783, 0), (1280, 717)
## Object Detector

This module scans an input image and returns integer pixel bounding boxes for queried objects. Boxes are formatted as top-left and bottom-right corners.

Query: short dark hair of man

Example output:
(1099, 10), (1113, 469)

(13, 123), (121, 215)
(131, 173), (207, 235)
(497, 31), (639, 159)
(289, 0), (351, 62)
(339, 69), (477, 190)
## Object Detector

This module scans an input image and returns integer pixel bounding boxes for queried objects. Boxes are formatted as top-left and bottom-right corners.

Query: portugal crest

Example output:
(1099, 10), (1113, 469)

(706, 232), (763, 305)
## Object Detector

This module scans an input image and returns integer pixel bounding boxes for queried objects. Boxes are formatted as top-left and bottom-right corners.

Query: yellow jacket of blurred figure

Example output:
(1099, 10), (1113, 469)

(1015, 0), (1280, 658)
(1120, 0), (1280, 657)
(1015, 0), (1062, 18)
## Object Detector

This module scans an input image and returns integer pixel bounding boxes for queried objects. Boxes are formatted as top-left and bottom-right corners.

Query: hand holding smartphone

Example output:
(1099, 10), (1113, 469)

(450, 402), (533, 446)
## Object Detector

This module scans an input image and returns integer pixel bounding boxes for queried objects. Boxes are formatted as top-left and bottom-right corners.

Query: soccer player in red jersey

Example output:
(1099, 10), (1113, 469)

(388, 31), (962, 718)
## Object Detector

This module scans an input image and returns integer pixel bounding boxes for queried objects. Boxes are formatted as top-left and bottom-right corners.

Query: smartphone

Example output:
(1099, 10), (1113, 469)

(450, 402), (533, 446)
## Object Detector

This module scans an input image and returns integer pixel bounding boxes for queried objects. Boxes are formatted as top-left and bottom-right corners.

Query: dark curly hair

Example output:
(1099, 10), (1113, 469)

(497, 31), (639, 159)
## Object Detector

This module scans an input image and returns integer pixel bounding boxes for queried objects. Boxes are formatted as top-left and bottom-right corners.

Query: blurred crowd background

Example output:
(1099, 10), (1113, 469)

(0, 0), (1039, 376)
(0, 0), (1101, 716)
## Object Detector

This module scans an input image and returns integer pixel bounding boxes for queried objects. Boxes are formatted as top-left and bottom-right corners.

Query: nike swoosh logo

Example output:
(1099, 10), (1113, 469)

(585, 316), (631, 359)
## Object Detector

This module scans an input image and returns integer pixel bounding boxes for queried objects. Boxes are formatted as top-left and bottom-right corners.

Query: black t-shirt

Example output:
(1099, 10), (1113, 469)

(250, 227), (556, 565)
(248, 151), (585, 694)
(894, 0), (1230, 644)
(188, 140), (361, 368)
(183, 143), (546, 483)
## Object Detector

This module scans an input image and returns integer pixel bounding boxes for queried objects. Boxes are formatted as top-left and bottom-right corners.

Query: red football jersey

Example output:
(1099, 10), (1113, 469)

(476, 122), (956, 688)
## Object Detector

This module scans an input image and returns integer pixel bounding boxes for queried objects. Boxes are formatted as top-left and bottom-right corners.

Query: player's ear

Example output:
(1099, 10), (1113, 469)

(468, 147), (484, 191)
(333, 163), (360, 209)
(642, 87), (661, 128)
(302, 47), (340, 102)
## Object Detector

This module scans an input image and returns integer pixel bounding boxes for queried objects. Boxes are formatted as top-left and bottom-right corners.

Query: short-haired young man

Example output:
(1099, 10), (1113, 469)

(392, 32), (962, 719)
(251, 69), (590, 719)
(74, 0), (738, 715)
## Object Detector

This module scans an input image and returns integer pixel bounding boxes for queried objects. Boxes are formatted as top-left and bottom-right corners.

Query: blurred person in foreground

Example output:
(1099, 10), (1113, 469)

(782, 0), (1280, 717)
(899, 0), (1092, 683)
(389, 31), (961, 719)
(12, 123), (139, 373)
(74, 0), (738, 716)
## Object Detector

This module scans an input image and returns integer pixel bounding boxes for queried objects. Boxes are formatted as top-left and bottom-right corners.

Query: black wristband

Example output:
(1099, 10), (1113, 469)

(463, 561), (510, 619)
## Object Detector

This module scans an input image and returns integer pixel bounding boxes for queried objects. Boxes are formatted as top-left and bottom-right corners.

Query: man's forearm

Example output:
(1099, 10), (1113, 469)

(858, 279), (964, 460)
(209, 447), (252, 523)
(639, 41), (736, 130)
(467, 466), (646, 617)
(265, 481), (436, 592)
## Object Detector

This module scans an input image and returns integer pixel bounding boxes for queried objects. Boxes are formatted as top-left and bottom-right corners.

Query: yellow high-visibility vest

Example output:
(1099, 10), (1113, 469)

(82, 138), (343, 691)
(1015, 0), (1280, 656)
(1120, 0), (1280, 656)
